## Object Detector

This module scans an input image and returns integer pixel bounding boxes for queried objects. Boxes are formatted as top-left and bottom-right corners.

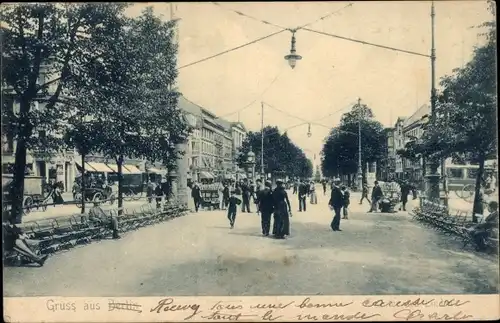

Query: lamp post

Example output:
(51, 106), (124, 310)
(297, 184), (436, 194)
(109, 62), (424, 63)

(424, 1), (441, 203)
(284, 29), (302, 69)
(357, 98), (363, 192)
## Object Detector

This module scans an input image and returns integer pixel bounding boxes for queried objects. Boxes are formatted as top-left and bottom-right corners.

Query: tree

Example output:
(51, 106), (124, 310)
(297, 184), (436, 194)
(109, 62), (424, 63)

(1, 3), (129, 222)
(321, 104), (386, 184)
(66, 7), (190, 214)
(411, 5), (496, 219)
(237, 126), (312, 178)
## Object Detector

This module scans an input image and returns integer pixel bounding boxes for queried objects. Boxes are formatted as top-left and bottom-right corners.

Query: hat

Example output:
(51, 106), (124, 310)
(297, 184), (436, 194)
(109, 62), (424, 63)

(334, 177), (341, 182)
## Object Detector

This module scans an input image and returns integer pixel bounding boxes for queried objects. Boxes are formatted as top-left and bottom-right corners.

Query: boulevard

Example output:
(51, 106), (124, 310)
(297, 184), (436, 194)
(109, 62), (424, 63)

(4, 190), (497, 297)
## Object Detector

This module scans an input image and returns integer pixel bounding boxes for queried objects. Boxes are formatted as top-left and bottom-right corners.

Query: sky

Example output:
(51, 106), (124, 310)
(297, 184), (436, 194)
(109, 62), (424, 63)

(126, 1), (493, 168)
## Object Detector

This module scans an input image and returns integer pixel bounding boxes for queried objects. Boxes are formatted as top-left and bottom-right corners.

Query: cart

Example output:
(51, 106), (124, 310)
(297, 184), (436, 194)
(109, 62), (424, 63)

(75, 185), (115, 208)
(2, 175), (51, 215)
(200, 189), (220, 210)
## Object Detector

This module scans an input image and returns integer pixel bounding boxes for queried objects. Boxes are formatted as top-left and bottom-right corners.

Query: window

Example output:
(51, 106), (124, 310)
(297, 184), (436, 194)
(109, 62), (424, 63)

(447, 168), (464, 179)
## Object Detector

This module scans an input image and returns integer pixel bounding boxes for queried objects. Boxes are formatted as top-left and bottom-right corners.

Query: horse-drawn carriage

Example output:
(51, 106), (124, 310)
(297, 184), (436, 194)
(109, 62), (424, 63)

(2, 175), (52, 216)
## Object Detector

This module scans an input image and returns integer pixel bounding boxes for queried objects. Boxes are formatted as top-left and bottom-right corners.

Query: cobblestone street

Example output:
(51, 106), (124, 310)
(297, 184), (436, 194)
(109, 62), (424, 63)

(4, 191), (498, 297)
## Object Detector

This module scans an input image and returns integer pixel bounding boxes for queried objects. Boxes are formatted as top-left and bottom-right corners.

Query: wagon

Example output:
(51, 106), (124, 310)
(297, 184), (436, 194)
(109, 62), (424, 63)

(75, 185), (115, 208)
(2, 175), (51, 215)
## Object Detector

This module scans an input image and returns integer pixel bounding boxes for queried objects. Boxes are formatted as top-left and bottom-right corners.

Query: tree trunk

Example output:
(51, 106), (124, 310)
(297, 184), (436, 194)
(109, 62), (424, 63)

(80, 153), (86, 214)
(472, 155), (485, 223)
(9, 138), (28, 224)
(117, 155), (124, 216)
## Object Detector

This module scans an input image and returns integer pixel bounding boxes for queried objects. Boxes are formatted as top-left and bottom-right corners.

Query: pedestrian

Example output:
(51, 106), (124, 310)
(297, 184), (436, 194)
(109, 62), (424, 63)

(322, 180), (327, 195)
(298, 179), (308, 212)
(227, 190), (242, 229)
(293, 180), (298, 195)
(191, 182), (202, 212)
(359, 182), (371, 205)
(222, 183), (230, 210)
(146, 180), (155, 204)
(217, 181), (225, 210)
(154, 182), (163, 209)
(258, 181), (275, 236)
(341, 185), (350, 219)
(368, 181), (383, 213)
(309, 181), (318, 204)
(328, 178), (343, 231)
(272, 180), (292, 239)
(399, 181), (410, 211)
(241, 179), (251, 213)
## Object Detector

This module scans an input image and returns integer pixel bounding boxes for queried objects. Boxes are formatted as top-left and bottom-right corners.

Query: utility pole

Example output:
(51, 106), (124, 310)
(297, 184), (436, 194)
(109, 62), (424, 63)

(357, 97), (363, 192)
(261, 102), (265, 179)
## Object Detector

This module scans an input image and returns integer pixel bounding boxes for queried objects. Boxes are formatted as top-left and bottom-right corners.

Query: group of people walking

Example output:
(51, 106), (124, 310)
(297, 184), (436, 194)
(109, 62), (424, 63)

(292, 179), (318, 211)
(224, 179), (292, 239)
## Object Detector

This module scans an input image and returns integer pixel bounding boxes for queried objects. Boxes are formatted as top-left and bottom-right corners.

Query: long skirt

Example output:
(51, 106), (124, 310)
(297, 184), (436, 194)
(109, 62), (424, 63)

(310, 191), (317, 204)
(273, 208), (290, 237)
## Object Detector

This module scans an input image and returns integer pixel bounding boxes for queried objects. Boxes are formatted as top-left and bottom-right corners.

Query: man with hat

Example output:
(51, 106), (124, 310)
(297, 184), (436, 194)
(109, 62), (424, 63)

(258, 180), (275, 236)
(328, 177), (344, 231)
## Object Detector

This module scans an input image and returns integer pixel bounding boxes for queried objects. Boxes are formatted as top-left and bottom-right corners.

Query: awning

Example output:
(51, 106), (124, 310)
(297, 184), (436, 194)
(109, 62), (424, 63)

(239, 173), (247, 179)
(224, 174), (236, 180)
(199, 171), (214, 179)
(105, 163), (119, 173)
(86, 162), (114, 173)
(123, 165), (142, 174)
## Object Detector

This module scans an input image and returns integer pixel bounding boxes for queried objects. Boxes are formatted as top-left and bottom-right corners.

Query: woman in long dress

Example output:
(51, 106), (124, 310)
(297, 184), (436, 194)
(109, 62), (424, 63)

(272, 180), (292, 239)
(309, 181), (318, 204)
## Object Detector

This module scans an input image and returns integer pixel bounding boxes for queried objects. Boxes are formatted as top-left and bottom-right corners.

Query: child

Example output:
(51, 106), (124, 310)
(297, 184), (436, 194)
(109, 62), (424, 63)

(227, 191), (242, 229)
(341, 185), (350, 219)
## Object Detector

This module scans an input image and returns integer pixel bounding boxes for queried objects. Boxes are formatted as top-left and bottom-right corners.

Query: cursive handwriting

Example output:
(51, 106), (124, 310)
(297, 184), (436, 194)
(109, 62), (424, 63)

(362, 298), (435, 308)
(201, 311), (258, 321)
(393, 309), (473, 321)
(437, 299), (470, 307)
(297, 312), (381, 321)
(250, 301), (295, 310)
(210, 301), (244, 311)
(108, 299), (142, 313)
(296, 297), (353, 309)
(150, 298), (201, 320)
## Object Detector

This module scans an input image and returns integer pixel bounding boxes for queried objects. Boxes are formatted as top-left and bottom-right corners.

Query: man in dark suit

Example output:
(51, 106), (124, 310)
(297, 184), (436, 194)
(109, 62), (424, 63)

(258, 181), (275, 236)
(328, 178), (344, 231)
(368, 181), (383, 212)
(241, 179), (251, 213)
(298, 179), (308, 212)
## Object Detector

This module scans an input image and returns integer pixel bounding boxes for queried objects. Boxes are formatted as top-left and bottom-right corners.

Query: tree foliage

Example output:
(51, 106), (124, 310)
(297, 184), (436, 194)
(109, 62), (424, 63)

(1, 4), (190, 221)
(1, 3), (130, 222)
(237, 126), (313, 178)
(321, 104), (386, 180)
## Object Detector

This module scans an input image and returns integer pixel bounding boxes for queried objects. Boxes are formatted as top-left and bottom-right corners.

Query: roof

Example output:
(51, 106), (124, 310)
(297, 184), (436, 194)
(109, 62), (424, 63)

(217, 118), (232, 131)
(404, 104), (430, 128)
(177, 95), (202, 116)
(231, 121), (247, 132)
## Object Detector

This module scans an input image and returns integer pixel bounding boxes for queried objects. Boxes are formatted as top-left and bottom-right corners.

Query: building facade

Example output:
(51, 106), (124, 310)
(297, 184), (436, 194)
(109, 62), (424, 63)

(177, 95), (247, 182)
(393, 117), (407, 179)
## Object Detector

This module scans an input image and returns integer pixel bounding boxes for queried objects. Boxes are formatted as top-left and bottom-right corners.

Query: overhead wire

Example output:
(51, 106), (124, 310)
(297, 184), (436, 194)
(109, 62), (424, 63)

(295, 3), (354, 31)
(211, 2), (288, 30)
(301, 28), (430, 58)
(178, 29), (286, 70)
(214, 64), (287, 120)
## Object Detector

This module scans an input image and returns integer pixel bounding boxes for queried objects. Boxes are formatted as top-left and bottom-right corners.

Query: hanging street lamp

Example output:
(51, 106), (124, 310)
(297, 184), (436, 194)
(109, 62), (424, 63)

(284, 29), (302, 69)
(307, 123), (312, 137)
